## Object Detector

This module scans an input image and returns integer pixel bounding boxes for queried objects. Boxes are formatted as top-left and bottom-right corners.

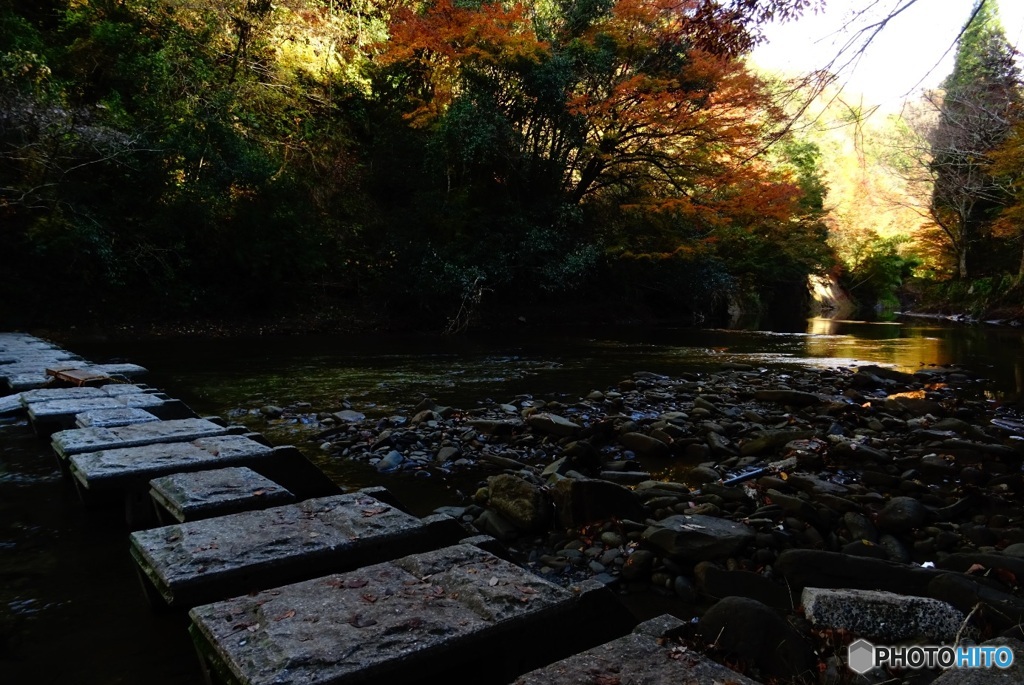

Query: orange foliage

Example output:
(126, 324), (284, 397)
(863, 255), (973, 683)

(380, 0), (546, 125)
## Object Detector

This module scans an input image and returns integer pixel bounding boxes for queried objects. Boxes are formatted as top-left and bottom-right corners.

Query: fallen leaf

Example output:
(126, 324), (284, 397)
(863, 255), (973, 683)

(362, 593), (378, 603)
(344, 578), (369, 588)
(253, 489), (266, 496)
(361, 507), (389, 517)
(273, 610), (296, 621)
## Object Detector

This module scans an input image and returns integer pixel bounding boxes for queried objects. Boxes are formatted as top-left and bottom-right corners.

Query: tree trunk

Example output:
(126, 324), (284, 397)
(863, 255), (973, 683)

(958, 247), (968, 280)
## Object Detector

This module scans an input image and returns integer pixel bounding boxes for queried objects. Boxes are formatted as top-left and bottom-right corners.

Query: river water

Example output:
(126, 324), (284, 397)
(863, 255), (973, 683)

(3, 317), (1024, 683)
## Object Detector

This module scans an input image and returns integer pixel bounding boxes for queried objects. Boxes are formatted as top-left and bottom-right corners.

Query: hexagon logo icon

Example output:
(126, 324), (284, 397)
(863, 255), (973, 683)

(848, 639), (876, 674)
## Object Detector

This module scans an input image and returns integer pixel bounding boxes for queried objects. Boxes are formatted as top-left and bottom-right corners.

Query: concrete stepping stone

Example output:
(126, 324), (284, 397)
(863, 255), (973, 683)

(150, 466), (296, 523)
(52, 417), (239, 461)
(70, 435), (341, 527)
(75, 407), (161, 428)
(513, 614), (758, 685)
(132, 489), (465, 608)
(187, 542), (631, 685)
(1, 384), (152, 416)
(29, 393), (193, 433)
(69, 434), (276, 495)
(3, 361), (147, 391)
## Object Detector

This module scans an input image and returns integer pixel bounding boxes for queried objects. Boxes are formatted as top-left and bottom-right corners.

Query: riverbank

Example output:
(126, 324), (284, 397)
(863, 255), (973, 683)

(283, 361), (1024, 683)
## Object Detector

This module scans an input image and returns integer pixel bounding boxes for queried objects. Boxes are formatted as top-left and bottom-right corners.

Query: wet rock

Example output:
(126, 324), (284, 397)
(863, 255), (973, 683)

(642, 514), (755, 561)
(698, 597), (816, 680)
(802, 587), (965, 642)
(332, 409), (366, 423)
(487, 474), (551, 531)
(876, 496), (929, 533)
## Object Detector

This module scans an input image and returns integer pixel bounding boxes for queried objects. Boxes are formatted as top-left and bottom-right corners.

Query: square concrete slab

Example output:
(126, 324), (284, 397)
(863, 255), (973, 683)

(188, 543), (629, 685)
(30, 393), (191, 433)
(69, 435), (276, 494)
(132, 490), (462, 608)
(75, 407), (162, 428)
(150, 466), (295, 523)
(52, 418), (237, 460)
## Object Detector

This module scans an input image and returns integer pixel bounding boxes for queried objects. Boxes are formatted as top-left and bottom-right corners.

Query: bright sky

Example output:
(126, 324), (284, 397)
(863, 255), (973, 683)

(751, 0), (1024, 112)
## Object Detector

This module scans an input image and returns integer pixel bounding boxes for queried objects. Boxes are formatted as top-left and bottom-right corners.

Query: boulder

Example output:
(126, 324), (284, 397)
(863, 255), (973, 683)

(550, 477), (645, 528)
(775, 549), (943, 595)
(486, 474), (551, 531)
(698, 597), (816, 680)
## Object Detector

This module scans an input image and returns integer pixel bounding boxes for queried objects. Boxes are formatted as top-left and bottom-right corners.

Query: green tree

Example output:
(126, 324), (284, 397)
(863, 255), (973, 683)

(928, 0), (1020, 279)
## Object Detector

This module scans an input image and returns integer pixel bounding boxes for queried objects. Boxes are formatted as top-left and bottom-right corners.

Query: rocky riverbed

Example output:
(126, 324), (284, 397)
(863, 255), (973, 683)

(257, 362), (1024, 684)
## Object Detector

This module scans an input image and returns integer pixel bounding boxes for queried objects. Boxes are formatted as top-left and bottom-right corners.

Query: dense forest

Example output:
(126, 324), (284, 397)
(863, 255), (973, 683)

(0, 0), (1021, 331)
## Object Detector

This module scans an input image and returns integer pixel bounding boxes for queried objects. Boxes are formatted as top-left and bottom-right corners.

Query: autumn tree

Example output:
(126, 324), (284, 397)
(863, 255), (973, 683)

(373, 0), (828, 318)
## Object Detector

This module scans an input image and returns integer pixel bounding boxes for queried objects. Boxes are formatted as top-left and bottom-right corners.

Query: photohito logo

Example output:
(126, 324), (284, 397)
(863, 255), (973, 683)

(847, 639), (1015, 674)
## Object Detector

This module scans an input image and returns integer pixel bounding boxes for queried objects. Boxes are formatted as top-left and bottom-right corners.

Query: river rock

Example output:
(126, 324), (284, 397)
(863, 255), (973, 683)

(333, 409), (366, 423)
(775, 549), (943, 595)
(375, 450), (405, 472)
(740, 430), (815, 456)
(642, 514), (755, 561)
(526, 413), (580, 438)
(802, 587), (965, 642)
(487, 474), (551, 531)
(754, 389), (822, 406)
(550, 477), (644, 528)
(694, 562), (793, 609)
(927, 574), (1024, 632)
(435, 446), (460, 463)
(843, 512), (879, 543)
(618, 432), (669, 457)
(876, 496), (929, 533)
(929, 638), (1024, 684)
(698, 597), (816, 680)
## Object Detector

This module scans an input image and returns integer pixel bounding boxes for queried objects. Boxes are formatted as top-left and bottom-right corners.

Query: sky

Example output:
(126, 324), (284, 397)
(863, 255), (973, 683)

(751, 0), (1024, 112)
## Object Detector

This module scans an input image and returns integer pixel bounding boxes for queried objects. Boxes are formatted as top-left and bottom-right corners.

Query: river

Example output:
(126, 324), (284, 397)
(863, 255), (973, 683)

(2, 317), (1024, 683)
